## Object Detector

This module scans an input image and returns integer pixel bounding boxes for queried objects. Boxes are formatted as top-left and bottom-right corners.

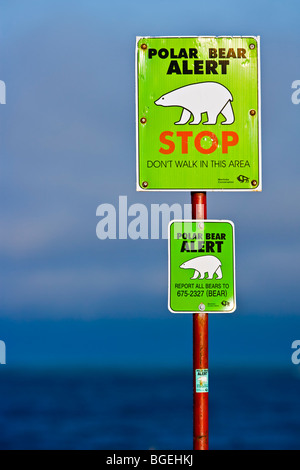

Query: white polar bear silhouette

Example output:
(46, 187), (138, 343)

(155, 81), (234, 125)
(180, 255), (223, 280)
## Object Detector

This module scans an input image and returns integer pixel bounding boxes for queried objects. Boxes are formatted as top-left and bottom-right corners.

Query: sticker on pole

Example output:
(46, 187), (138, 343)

(168, 220), (236, 313)
(136, 36), (261, 191)
(196, 369), (209, 393)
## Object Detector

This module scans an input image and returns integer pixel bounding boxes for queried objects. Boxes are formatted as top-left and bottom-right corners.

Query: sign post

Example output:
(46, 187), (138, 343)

(192, 192), (208, 451)
(168, 211), (236, 450)
(136, 35), (260, 450)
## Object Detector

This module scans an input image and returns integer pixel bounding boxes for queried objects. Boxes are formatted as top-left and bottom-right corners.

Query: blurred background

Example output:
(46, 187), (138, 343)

(0, 0), (300, 450)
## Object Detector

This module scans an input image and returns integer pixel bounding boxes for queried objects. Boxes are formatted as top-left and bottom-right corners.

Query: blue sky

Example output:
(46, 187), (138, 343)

(0, 0), (300, 367)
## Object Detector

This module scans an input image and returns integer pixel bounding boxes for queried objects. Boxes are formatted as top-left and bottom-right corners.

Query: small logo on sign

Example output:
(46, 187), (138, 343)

(237, 175), (249, 183)
(221, 300), (230, 307)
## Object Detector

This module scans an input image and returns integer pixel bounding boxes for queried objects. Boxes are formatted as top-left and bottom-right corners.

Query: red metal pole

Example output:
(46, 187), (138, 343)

(191, 192), (209, 451)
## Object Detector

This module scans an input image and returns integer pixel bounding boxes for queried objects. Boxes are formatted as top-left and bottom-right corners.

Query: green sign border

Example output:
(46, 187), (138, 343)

(168, 219), (236, 314)
(136, 36), (261, 192)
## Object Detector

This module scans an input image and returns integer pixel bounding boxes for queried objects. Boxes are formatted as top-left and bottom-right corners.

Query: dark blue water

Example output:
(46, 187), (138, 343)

(0, 368), (299, 450)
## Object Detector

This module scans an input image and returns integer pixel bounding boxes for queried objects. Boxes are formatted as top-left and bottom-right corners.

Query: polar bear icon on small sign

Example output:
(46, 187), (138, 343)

(155, 81), (234, 125)
(180, 255), (223, 280)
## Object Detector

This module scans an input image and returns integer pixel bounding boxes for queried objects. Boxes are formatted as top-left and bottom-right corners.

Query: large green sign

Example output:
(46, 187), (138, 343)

(168, 220), (235, 313)
(136, 36), (261, 191)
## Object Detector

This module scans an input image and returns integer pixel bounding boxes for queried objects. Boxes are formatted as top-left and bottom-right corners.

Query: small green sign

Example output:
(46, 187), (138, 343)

(136, 36), (261, 191)
(168, 220), (236, 313)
